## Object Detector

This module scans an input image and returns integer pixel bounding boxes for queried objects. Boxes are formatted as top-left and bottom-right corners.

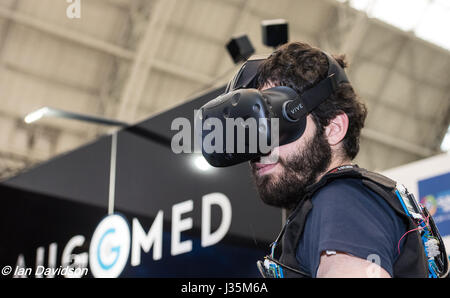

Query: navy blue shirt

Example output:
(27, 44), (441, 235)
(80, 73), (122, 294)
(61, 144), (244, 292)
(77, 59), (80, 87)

(296, 178), (407, 277)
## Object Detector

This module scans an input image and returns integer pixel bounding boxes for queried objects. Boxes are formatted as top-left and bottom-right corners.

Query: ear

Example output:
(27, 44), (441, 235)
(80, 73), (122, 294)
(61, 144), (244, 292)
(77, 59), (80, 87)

(324, 112), (349, 147)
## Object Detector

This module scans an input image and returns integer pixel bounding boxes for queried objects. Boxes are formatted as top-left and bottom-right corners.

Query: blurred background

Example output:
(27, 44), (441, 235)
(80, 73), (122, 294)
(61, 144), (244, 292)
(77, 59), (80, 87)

(0, 0), (448, 180)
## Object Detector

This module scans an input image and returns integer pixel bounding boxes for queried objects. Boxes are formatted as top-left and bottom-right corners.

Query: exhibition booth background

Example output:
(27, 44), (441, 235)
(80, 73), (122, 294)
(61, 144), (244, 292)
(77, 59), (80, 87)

(1, 85), (449, 277)
(0, 86), (282, 278)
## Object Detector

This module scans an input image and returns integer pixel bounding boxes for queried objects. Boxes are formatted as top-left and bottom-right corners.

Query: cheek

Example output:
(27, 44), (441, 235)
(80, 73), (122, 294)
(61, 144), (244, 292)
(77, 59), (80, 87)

(263, 115), (317, 164)
(276, 142), (297, 160)
(303, 116), (318, 140)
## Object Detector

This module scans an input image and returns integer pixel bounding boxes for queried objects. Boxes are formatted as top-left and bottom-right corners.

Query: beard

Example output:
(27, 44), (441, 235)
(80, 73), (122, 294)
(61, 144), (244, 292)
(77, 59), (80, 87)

(250, 129), (332, 210)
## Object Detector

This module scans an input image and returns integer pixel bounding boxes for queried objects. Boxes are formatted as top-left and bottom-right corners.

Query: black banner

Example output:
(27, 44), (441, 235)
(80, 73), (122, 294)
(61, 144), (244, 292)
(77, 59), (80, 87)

(1, 87), (281, 278)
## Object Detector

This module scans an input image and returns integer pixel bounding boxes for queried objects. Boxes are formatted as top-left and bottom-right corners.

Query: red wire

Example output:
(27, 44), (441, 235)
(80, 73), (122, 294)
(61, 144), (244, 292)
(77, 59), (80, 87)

(397, 227), (423, 255)
(397, 215), (430, 255)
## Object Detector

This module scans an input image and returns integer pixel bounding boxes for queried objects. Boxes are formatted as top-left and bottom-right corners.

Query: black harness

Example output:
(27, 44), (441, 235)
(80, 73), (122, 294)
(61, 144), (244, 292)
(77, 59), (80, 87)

(257, 165), (432, 278)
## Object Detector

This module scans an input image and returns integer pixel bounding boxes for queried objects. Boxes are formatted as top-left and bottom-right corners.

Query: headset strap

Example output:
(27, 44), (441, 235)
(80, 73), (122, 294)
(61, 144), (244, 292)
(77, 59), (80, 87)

(284, 74), (338, 121)
(283, 52), (348, 122)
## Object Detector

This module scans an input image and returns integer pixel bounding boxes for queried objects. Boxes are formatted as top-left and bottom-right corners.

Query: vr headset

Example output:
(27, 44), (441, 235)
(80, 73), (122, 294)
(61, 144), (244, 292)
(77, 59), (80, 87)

(196, 51), (349, 167)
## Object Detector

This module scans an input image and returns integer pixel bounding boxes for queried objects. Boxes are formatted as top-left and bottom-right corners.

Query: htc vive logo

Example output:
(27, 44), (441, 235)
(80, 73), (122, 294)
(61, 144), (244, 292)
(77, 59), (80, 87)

(290, 103), (304, 114)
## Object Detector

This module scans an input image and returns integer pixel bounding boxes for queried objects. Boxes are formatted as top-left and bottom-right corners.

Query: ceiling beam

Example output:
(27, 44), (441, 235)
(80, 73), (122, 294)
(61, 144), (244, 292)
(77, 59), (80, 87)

(0, 5), (210, 86)
(0, 6), (134, 59)
(116, 0), (177, 122)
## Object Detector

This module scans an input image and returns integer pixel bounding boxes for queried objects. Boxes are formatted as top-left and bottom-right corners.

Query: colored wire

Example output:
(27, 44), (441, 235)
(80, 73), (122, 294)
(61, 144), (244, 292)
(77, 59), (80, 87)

(397, 215), (430, 255)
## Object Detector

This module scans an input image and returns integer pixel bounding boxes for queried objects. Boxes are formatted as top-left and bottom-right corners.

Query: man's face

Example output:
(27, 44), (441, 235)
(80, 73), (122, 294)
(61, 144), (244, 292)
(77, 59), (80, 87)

(249, 115), (332, 210)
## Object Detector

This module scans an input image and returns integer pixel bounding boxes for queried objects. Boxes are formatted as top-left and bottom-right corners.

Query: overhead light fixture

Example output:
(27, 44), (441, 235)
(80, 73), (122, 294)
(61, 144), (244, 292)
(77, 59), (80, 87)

(24, 107), (49, 124)
(24, 106), (177, 149)
(24, 107), (129, 127)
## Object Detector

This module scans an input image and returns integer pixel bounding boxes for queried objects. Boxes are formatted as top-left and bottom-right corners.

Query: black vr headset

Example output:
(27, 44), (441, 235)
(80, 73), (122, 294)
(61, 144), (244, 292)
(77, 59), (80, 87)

(196, 51), (349, 167)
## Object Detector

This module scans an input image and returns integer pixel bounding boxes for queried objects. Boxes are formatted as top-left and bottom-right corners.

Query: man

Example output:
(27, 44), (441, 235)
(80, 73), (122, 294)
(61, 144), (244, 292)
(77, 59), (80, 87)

(249, 42), (406, 278)
(200, 40), (445, 278)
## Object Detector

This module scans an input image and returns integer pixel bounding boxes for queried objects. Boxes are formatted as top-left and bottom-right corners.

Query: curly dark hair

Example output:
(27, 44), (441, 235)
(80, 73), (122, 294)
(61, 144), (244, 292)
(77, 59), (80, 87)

(255, 42), (368, 160)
